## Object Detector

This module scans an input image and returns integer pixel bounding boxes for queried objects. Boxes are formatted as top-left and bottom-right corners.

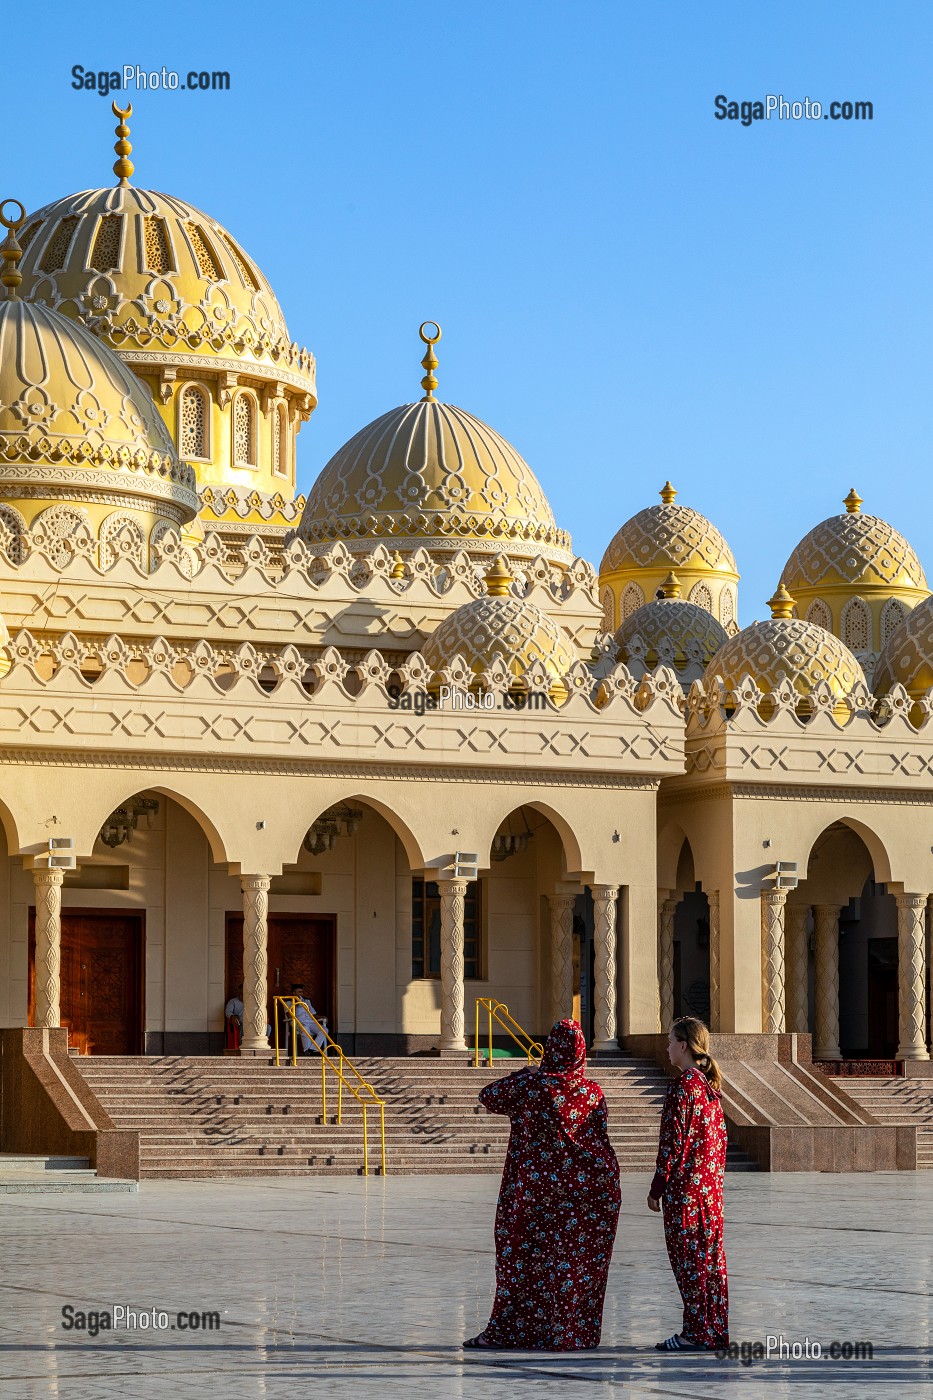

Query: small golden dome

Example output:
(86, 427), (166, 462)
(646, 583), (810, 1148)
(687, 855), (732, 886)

(873, 594), (933, 699)
(0, 297), (197, 518)
(705, 588), (865, 711)
(16, 185), (315, 395)
(300, 398), (572, 562)
(600, 483), (738, 577)
(781, 491), (926, 595)
(423, 560), (575, 691)
(615, 593), (728, 671)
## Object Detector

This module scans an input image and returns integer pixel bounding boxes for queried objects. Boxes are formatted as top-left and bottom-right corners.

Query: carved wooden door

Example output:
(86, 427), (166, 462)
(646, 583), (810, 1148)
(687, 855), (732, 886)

(29, 911), (144, 1055)
(225, 914), (336, 1030)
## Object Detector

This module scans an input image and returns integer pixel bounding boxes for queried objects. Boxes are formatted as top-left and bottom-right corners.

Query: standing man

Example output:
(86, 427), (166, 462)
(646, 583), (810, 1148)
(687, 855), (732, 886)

(291, 983), (327, 1056)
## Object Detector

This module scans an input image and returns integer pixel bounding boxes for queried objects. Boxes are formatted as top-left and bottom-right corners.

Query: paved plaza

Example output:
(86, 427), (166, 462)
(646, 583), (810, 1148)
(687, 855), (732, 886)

(0, 1173), (930, 1399)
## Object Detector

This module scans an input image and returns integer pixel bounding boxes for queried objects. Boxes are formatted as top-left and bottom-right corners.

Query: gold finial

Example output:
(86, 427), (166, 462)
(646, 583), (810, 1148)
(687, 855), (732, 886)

(0, 199), (26, 300)
(485, 555), (513, 597)
(419, 321), (441, 400)
(659, 570), (681, 599)
(659, 481), (677, 504)
(843, 488), (863, 514)
(112, 101), (134, 184)
(767, 583), (795, 619)
(390, 551), (406, 580)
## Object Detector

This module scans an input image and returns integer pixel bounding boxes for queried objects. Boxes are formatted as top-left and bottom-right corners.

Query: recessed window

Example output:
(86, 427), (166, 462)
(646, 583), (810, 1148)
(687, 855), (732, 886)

(412, 877), (482, 980)
(272, 403), (288, 476)
(232, 392), (257, 468)
(179, 384), (210, 461)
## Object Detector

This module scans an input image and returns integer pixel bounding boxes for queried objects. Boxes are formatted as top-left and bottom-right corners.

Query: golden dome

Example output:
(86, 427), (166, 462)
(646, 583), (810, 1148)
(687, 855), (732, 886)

(16, 184), (315, 395)
(615, 573), (728, 670)
(300, 398), (571, 562)
(873, 594), (933, 699)
(781, 490), (926, 595)
(422, 560), (576, 691)
(704, 585), (865, 711)
(601, 482), (737, 577)
(0, 296), (197, 523)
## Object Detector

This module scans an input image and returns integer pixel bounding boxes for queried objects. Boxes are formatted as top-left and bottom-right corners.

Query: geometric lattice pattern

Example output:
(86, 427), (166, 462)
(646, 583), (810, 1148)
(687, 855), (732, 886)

(600, 498), (737, 577)
(180, 385), (209, 460)
(841, 596), (871, 652)
(705, 616), (865, 705)
(143, 217), (173, 274)
(615, 597), (727, 670)
(782, 506), (926, 592)
(185, 223), (221, 280)
(622, 581), (645, 620)
(90, 215), (123, 271)
(874, 594), (933, 699)
(423, 594), (576, 685)
(233, 394), (255, 467)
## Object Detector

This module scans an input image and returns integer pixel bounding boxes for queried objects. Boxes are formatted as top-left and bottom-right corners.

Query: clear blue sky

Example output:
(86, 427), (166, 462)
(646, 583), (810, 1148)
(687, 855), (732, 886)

(8, 2), (932, 622)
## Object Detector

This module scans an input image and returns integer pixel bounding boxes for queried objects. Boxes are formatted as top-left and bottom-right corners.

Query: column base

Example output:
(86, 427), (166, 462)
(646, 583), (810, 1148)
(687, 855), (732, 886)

(898, 1045), (931, 1061)
(813, 1047), (842, 1060)
(591, 1039), (621, 1055)
(240, 1041), (270, 1056)
(437, 1044), (470, 1057)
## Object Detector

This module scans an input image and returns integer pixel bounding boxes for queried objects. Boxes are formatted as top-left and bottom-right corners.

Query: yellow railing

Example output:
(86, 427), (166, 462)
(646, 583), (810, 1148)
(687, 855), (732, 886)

(273, 996), (386, 1177)
(473, 997), (544, 1068)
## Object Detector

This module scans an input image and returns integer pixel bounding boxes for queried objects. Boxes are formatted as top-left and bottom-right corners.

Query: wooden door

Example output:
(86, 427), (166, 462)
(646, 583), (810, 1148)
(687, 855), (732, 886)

(29, 911), (144, 1055)
(225, 915), (336, 1028)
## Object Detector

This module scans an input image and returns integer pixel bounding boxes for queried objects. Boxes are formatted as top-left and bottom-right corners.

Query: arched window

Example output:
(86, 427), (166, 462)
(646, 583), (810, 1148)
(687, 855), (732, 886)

(232, 391), (257, 468)
(600, 588), (615, 632)
(178, 384), (210, 461)
(880, 598), (907, 646)
(272, 403), (288, 477)
(622, 581), (645, 620)
(717, 582), (734, 627)
(841, 596), (871, 652)
(806, 598), (832, 631)
(688, 581), (713, 613)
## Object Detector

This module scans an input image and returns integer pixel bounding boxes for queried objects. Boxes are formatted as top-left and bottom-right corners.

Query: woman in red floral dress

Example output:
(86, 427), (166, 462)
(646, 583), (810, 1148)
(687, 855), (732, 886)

(648, 1015), (729, 1352)
(465, 1019), (621, 1350)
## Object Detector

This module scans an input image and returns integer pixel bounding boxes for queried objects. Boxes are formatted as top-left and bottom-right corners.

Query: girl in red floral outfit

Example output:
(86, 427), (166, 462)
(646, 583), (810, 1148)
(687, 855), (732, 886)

(648, 1016), (729, 1353)
(465, 1019), (621, 1350)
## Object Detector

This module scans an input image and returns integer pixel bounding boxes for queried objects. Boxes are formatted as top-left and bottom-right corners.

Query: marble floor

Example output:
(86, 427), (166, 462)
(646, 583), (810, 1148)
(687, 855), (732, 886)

(0, 1173), (930, 1399)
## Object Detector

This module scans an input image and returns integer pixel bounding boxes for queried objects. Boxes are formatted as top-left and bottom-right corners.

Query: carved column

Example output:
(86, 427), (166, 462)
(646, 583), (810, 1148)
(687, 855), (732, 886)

(897, 894), (929, 1061)
(785, 904), (811, 1034)
(708, 891), (721, 1032)
(761, 888), (788, 1034)
(548, 894), (577, 1026)
(240, 875), (271, 1053)
(438, 877), (469, 1052)
(813, 905), (842, 1060)
(33, 868), (64, 1028)
(590, 884), (620, 1052)
(928, 897), (933, 1058)
(658, 897), (677, 1031)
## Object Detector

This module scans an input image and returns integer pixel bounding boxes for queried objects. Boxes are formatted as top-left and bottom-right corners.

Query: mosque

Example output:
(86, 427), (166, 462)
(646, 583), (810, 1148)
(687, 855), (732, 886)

(1, 106), (933, 1171)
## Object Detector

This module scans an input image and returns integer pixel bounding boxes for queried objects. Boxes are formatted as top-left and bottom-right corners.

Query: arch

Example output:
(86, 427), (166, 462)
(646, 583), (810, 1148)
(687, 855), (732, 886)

(841, 596), (871, 652)
(99, 510), (146, 570)
(289, 791), (426, 871)
(719, 584), (736, 631)
(0, 793), (23, 855)
(0, 504), (27, 564)
(272, 402), (288, 478)
(880, 597), (907, 646)
(688, 581), (713, 614)
(600, 586), (615, 633)
(31, 504), (93, 568)
(622, 581), (645, 621)
(806, 597), (832, 631)
(232, 389), (258, 469)
(480, 798), (584, 875)
(799, 815), (893, 888)
(80, 783), (231, 865)
(178, 382), (211, 461)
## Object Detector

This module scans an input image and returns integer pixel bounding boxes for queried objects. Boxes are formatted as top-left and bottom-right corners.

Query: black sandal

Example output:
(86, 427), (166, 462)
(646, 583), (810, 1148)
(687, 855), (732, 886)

(463, 1333), (495, 1348)
(655, 1333), (704, 1352)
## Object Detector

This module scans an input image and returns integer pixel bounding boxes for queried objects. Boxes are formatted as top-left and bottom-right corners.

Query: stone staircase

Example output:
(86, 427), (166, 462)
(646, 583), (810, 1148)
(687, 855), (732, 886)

(74, 1054), (756, 1179)
(0, 1154), (137, 1193)
(828, 1076), (933, 1169)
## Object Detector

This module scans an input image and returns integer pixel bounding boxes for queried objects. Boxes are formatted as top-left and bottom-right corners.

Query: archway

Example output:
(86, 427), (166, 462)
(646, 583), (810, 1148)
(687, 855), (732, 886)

(661, 837), (711, 1026)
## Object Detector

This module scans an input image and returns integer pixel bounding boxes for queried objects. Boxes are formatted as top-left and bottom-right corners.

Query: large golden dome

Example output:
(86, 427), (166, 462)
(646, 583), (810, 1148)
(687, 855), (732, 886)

(615, 573), (728, 672)
(873, 594), (933, 699)
(0, 273), (197, 558)
(300, 399), (571, 562)
(704, 586), (865, 713)
(598, 483), (739, 634)
(422, 560), (576, 691)
(16, 185), (314, 391)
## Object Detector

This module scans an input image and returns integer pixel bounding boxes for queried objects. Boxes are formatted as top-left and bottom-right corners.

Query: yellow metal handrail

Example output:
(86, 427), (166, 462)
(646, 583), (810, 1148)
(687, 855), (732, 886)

(473, 997), (544, 1068)
(273, 996), (387, 1177)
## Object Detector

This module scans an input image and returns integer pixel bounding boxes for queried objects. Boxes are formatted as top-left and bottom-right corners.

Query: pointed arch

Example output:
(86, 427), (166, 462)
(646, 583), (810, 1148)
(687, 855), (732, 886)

(841, 596), (871, 652)
(178, 382), (211, 461)
(806, 597), (832, 631)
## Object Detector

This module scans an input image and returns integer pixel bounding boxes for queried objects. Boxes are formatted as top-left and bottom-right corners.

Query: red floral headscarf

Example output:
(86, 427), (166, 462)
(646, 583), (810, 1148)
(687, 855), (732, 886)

(539, 1019), (588, 1084)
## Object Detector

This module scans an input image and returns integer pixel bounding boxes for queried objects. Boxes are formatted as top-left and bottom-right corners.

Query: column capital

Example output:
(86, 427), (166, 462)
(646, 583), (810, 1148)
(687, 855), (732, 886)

(896, 892), (928, 910)
(547, 892), (578, 912)
(32, 867), (65, 888)
(437, 876), (469, 895)
(590, 883), (620, 899)
(760, 886), (788, 907)
(240, 873), (272, 892)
